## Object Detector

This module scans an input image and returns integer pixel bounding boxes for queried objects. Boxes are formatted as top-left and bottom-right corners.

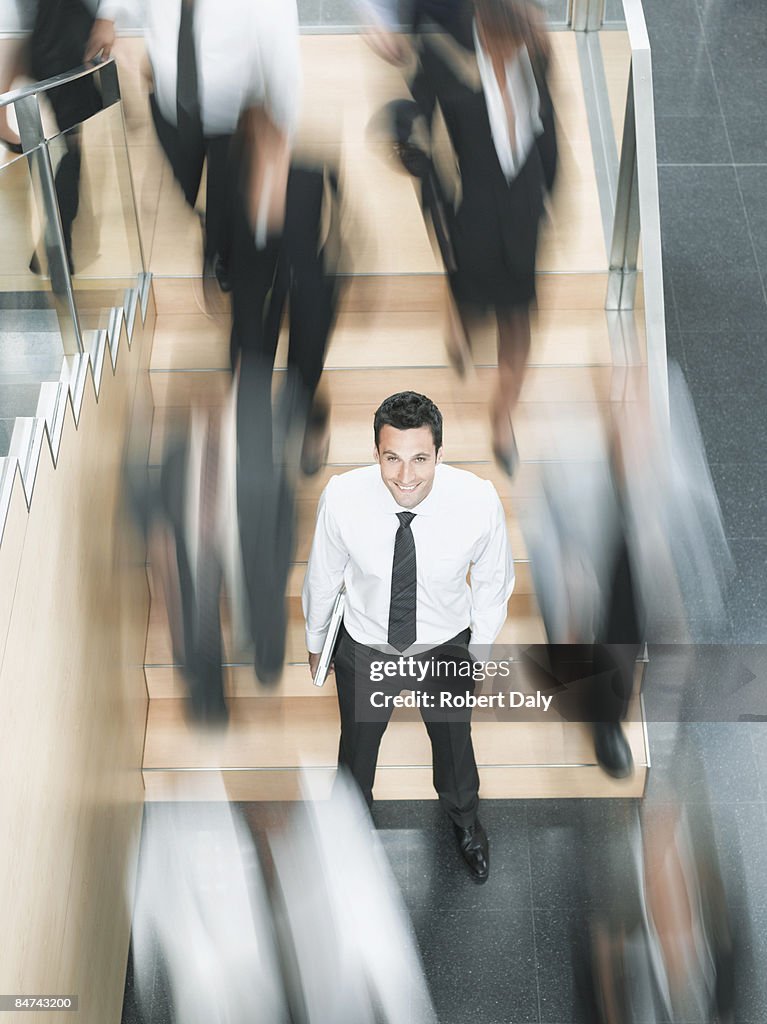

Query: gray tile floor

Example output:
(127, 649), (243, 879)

(0, 305), (65, 456)
(647, 0), (767, 645)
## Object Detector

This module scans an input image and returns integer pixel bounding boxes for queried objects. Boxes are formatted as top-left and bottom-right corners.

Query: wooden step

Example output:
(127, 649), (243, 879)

(150, 363), (613, 410)
(143, 762), (647, 800)
(141, 694), (648, 799)
(148, 307), (616, 374)
(149, 270), (631, 318)
(143, 494), (530, 568)
(144, 587), (545, 675)
(144, 638), (645, 704)
(149, 399), (609, 467)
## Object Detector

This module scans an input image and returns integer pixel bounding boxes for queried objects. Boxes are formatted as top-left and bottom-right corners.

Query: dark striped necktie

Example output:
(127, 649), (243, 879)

(387, 511), (417, 651)
(177, 0), (201, 128)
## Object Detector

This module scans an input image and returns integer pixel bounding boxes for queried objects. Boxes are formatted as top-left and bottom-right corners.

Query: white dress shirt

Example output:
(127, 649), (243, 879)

(303, 463), (515, 654)
(135, 0), (301, 137)
(473, 26), (543, 183)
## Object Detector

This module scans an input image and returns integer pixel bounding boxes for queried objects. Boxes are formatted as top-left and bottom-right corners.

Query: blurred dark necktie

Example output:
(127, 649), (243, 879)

(176, 0), (201, 134)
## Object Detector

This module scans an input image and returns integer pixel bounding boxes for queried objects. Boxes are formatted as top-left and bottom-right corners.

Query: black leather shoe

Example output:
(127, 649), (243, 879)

(593, 721), (634, 779)
(454, 819), (489, 883)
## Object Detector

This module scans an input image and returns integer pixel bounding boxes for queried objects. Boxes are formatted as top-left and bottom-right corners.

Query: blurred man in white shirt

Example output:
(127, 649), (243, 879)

(137, 0), (301, 285)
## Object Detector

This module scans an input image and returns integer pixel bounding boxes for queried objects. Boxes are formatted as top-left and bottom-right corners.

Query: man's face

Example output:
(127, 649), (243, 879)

(375, 425), (443, 509)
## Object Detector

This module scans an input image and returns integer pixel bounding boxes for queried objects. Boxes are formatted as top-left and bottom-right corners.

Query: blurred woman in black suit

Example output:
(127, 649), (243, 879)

(371, 0), (557, 475)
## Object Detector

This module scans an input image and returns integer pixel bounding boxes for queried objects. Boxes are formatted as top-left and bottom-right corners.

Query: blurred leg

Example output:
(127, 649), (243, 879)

(490, 306), (531, 476)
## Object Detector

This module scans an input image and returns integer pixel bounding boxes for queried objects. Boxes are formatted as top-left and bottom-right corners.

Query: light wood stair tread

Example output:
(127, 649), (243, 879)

(143, 695), (648, 772)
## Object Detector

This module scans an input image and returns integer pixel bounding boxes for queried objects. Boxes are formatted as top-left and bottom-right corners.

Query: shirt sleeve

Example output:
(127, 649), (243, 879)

(251, 0), (302, 138)
(93, 0), (126, 22)
(468, 482), (515, 649)
(302, 478), (349, 653)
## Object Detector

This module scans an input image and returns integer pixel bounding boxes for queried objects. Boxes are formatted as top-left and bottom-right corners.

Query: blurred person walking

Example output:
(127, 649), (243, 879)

(137, 0), (301, 289)
(365, 0), (557, 477)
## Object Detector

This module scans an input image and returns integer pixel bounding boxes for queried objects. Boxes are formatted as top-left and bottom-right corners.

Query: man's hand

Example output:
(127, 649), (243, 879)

(84, 19), (116, 62)
(308, 651), (334, 682)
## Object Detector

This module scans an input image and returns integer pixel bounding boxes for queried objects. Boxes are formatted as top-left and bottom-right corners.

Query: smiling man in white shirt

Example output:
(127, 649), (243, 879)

(303, 391), (514, 882)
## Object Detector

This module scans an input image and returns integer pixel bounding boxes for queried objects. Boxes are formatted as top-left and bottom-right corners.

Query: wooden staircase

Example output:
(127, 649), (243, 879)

(131, 31), (649, 800)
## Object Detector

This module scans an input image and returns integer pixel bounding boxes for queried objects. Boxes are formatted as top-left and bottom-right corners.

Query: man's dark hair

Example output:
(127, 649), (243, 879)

(374, 392), (443, 451)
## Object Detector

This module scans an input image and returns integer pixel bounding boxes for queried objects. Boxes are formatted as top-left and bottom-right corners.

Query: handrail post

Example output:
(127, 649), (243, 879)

(607, 0), (670, 430)
(571, 0), (605, 31)
(607, 64), (640, 311)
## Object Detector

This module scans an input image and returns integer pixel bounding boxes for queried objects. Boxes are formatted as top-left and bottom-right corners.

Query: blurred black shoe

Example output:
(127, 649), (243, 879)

(0, 133), (22, 155)
(300, 404), (331, 477)
(593, 721), (633, 779)
(29, 247), (74, 278)
(492, 420), (519, 479)
(213, 254), (232, 293)
(255, 619), (286, 687)
(454, 819), (489, 883)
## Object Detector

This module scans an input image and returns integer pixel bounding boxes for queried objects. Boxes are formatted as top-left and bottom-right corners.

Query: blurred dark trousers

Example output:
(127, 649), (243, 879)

(592, 532), (642, 723)
(235, 350), (295, 684)
(538, 531), (642, 725)
(229, 166), (339, 403)
(333, 626), (479, 827)
(159, 436), (227, 723)
(149, 94), (232, 266)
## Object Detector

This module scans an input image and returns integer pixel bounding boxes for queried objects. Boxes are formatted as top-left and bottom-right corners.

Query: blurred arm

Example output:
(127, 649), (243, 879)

(245, 0), (301, 244)
(83, 0), (138, 60)
(244, 106), (291, 247)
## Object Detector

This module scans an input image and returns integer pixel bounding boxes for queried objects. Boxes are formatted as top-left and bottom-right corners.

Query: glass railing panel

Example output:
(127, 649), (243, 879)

(603, 0), (626, 25)
(599, 23), (631, 160)
(40, 74), (144, 334)
(604, 0), (666, 420)
(539, 0), (570, 25)
(0, 146), (76, 456)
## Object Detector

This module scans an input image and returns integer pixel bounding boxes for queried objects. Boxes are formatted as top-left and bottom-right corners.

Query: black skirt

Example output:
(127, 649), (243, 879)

(447, 142), (546, 313)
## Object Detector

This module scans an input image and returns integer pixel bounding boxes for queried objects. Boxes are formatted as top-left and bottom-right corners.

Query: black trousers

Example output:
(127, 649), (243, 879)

(333, 626), (480, 827)
(149, 94), (232, 267)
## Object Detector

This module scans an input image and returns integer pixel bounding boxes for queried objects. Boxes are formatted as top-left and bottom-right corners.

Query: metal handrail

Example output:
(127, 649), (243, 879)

(0, 57), (111, 110)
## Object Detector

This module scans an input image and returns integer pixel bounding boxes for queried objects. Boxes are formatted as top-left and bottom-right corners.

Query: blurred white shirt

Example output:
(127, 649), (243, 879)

(139, 0), (301, 136)
(473, 26), (543, 183)
(303, 463), (514, 654)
